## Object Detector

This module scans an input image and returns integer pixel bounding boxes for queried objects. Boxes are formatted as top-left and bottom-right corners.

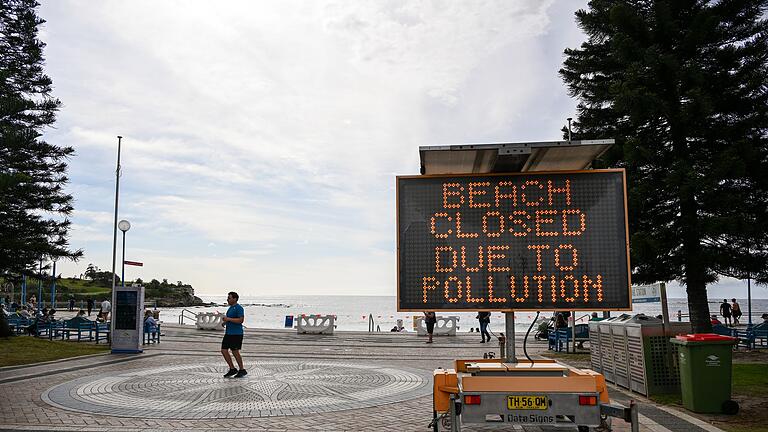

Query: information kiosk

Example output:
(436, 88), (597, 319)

(111, 285), (145, 354)
(399, 140), (639, 432)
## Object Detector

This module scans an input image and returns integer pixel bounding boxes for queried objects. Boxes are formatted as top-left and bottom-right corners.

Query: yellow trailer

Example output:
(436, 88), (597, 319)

(431, 358), (638, 431)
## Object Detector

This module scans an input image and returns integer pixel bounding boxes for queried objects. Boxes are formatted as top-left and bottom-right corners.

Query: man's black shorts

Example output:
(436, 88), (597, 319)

(221, 334), (243, 350)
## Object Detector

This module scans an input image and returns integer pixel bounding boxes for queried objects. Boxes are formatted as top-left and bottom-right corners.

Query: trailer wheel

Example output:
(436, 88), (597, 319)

(599, 415), (612, 431)
(577, 416), (612, 432)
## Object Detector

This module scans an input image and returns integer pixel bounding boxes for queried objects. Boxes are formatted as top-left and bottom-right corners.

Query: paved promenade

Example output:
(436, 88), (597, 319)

(0, 324), (725, 431)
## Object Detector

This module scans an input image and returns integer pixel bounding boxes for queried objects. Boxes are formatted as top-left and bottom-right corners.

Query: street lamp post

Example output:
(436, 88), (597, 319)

(747, 276), (752, 328)
(51, 260), (57, 309)
(37, 258), (43, 312)
(118, 220), (131, 288)
(110, 136), (123, 349)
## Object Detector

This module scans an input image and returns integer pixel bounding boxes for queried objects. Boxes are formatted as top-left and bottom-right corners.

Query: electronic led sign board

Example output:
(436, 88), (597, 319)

(397, 169), (630, 311)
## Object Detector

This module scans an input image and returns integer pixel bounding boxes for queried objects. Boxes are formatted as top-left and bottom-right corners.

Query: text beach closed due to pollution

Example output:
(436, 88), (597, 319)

(396, 170), (630, 311)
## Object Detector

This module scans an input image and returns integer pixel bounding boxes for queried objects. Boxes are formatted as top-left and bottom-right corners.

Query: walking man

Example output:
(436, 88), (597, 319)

(221, 291), (247, 378)
(477, 311), (491, 343)
(86, 298), (94, 316)
(720, 299), (732, 327)
(731, 298), (742, 326)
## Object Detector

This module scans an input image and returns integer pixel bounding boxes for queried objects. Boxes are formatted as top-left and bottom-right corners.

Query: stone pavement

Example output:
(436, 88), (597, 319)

(0, 324), (726, 431)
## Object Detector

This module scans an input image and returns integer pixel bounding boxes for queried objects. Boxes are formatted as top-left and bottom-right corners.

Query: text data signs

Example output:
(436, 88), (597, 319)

(397, 170), (630, 311)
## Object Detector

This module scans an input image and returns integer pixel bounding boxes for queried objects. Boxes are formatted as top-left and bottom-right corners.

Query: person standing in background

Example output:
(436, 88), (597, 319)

(423, 311), (436, 344)
(555, 312), (567, 329)
(221, 292), (247, 378)
(731, 299), (742, 326)
(100, 298), (111, 321)
(86, 298), (94, 316)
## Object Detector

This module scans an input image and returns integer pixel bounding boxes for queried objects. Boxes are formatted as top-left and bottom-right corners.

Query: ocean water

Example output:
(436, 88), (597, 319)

(155, 296), (768, 332)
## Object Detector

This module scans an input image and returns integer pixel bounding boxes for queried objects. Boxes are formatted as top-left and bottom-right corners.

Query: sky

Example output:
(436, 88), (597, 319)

(35, 0), (765, 300)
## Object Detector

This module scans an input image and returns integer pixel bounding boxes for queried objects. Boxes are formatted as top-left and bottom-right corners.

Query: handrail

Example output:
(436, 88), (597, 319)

(179, 308), (197, 325)
(368, 313), (375, 332)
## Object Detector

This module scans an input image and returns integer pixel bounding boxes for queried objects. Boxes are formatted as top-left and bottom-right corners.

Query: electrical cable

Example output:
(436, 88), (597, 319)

(523, 311), (540, 363)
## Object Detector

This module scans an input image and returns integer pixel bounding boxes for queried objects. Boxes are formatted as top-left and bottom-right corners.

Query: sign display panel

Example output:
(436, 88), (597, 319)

(397, 169), (630, 311)
(115, 290), (138, 330)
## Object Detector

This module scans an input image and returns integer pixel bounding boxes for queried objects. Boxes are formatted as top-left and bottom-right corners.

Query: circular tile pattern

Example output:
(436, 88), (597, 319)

(42, 360), (432, 419)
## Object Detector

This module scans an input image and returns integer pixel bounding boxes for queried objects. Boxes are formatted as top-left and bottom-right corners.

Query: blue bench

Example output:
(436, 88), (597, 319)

(48, 321), (68, 340)
(34, 320), (52, 338)
(548, 324), (589, 352)
(143, 322), (161, 345)
(65, 319), (96, 342)
(712, 324), (734, 336)
(95, 322), (110, 344)
(735, 323), (768, 349)
(7, 317), (32, 335)
(713, 323), (768, 349)
(753, 324), (768, 348)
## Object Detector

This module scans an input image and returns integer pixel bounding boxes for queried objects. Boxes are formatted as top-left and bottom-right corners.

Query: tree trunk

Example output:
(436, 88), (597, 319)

(679, 169), (712, 333)
(672, 121), (712, 333)
(685, 280), (711, 333)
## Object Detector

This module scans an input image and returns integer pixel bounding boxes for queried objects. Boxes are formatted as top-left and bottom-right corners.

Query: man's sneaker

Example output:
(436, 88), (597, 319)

(223, 368), (238, 378)
(234, 369), (248, 378)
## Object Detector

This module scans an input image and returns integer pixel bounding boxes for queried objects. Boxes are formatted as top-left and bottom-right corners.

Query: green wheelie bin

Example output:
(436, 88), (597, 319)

(670, 334), (739, 414)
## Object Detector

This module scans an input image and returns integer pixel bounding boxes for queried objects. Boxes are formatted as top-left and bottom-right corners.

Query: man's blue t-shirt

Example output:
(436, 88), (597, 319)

(225, 304), (244, 335)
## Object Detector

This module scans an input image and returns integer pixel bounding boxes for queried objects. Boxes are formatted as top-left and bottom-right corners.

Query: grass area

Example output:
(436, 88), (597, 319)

(647, 363), (768, 432)
(732, 363), (768, 396)
(546, 349), (768, 432)
(0, 336), (109, 367)
(1, 276), (111, 300)
(55, 278), (111, 297)
(649, 392), (682, 405)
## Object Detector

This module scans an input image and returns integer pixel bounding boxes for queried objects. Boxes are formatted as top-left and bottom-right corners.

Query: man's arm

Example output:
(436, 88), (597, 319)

(223, 308), (245, 324)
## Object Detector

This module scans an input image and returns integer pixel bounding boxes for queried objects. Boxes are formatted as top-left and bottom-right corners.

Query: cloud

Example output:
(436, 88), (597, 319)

(46, 0), (689, 298)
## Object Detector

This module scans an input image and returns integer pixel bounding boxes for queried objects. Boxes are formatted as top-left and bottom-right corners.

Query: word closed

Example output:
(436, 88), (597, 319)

(396, 170), (630, 311)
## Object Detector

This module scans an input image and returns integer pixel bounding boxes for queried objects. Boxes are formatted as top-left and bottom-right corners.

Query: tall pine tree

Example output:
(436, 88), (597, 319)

(561, 0), (768, 332)
(0, 0), (81, 277)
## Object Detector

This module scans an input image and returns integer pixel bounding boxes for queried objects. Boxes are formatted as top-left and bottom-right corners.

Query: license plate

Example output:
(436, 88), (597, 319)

(507, 395), (548, 410)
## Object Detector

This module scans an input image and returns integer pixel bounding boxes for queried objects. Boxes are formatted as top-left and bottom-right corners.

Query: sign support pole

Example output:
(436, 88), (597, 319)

(505, 312), (516, 363)
(660, 282), (670, 328)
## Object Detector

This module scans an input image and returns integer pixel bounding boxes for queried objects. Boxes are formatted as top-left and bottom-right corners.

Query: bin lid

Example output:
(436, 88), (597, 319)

(675, 333), (735, 342)
(625, 313), (663, 326)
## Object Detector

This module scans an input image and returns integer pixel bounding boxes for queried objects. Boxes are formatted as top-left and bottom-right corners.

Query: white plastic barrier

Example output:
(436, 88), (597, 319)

(416, 316), (460, 336)
(296, 314), (336, 335)
(196, 312), (224, 330)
